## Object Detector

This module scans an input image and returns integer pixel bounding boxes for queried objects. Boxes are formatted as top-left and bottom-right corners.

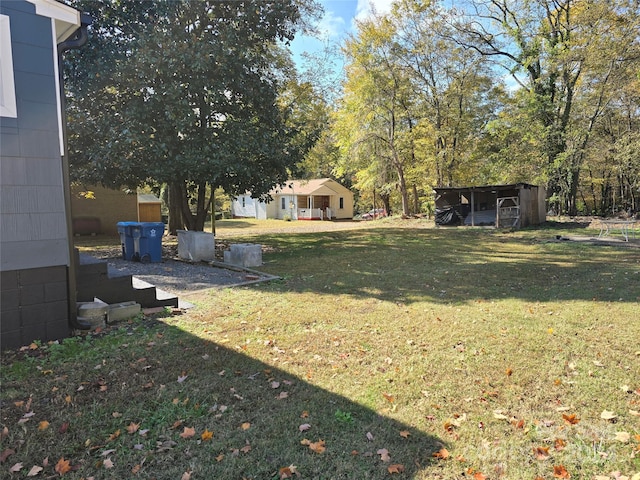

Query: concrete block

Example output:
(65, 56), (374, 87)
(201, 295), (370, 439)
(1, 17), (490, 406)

(77, 315), (105, 330)
(78, 301), (109, 319)
(224, 243), (262, 268)
(177, 230), (215, 262)
(77, 301), (108, 330)
(107, 301), (141, 323)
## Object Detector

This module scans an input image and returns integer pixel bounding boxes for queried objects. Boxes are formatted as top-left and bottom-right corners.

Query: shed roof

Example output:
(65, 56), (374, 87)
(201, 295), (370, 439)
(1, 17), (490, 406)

(138, 193), (161, 204)
(434, 183), (538, 194)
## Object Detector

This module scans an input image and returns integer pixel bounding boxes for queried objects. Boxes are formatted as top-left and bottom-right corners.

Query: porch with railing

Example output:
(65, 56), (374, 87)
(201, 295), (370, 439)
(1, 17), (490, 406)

(297, 208), (331, 220)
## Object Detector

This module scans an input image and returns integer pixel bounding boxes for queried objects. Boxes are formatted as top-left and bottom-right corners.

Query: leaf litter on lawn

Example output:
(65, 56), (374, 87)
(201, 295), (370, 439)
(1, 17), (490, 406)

(3, 222), (640, 479)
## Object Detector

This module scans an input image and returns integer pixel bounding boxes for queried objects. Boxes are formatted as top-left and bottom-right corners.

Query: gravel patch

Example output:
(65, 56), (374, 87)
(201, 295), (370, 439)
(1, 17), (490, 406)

(106, 257), (267, 295)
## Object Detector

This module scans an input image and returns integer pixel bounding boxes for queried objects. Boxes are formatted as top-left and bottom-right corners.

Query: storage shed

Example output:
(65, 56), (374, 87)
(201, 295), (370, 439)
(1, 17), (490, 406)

(70, 185), (163, 235)
(434, 183), (546, 228)
(137, 193), (162, 223)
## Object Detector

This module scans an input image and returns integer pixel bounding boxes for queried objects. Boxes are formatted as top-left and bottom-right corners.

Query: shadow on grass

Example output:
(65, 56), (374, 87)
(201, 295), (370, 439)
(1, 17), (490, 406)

(245, 226), (640, 305)
(0, 319), (444, 479)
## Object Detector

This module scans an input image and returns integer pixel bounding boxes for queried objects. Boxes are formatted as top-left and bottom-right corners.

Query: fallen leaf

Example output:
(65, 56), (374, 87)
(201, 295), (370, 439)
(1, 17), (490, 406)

(177, 375), (188, 383)
(399, 430), (410, 438)
(201, 429), (213, 441)
(388, 464), (405, 474)
(181, 470), (191, 480)
(271, 381), (280, 389)
(474, 473), (487, 480)
(131, 464), (141, 474)
(27, 465), (43, 476)
(241, 422), (251, 431)
(0, 448), (15, 463)
(553, 465), (570, 478)
(493, 411), (509, 420)
(10, 462), (23, 472)
(299, 424), (311, 432)
(554, 438), (567, 451)
(562, 414), (580, 425)
(101, 449), (116, 457)
(279, 465), (298, 478)
(533, 446), (550, 460)
(300, 411), (309, 418)
(107, 429), (121, 441)
(55, 457), (71, 475)
(180, 427), (196, 439)
(382, 393), (394, 403)
(366, 431), (374, 441)
(309, 440), (326, 454)
(277, 392), (289, 400)
(432, 448), (449, 460)
(103, 458), (114, 469)
(377, 448), (391, 462)
(215, 454), (224, 462)
(601, 410), (617, 421)
(506, 368), (513, 376)
(126, 422), (140, 434)
(59, 422), (69, 434)
(240, 443), (251, 454)
(615, 431), (630, 443)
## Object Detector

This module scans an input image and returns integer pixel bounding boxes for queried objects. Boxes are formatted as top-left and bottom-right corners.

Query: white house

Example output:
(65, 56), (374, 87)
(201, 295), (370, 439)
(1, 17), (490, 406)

(232, 178), (355, 221)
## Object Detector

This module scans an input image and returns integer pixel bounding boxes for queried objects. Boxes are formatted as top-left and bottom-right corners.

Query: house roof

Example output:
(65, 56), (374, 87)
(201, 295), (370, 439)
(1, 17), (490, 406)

(271, 178), (351, 197)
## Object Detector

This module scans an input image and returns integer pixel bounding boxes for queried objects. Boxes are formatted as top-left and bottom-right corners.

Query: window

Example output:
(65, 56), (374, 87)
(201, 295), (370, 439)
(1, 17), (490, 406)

(0, 15), (18, 118)
(281, 197), (286, 210)
(339, 197), (344, 209)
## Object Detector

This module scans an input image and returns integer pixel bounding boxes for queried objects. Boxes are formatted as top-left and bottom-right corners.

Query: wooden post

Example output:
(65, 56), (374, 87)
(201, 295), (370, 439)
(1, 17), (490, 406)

(470, 190), (475, 226)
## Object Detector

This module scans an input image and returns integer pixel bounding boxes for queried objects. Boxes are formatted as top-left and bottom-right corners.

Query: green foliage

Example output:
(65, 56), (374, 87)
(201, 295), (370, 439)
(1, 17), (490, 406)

(334, 409), (355, 424)
(64, 0), (320, 230)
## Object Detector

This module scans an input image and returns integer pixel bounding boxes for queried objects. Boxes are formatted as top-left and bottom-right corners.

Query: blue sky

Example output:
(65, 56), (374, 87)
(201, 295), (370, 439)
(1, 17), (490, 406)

(290, 0), (394, 67)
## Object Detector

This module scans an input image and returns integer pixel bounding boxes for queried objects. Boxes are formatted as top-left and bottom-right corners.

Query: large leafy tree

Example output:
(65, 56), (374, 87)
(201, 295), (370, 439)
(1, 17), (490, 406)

(65, 0), (318, 232)
(450, 0), (640, 215)
(336, 14), (417, 216)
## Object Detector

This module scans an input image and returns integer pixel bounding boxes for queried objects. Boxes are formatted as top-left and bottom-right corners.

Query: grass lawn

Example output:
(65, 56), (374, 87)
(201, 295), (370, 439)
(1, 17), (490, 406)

(2, 219), (639, 479)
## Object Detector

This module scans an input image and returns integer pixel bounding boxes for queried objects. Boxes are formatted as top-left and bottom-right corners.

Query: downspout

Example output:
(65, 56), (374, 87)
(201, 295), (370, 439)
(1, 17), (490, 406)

(58, 13), (92, 331)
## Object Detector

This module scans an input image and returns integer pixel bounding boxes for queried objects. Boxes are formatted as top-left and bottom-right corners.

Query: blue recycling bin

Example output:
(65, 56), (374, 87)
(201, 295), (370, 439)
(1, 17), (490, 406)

(130, 222), (164, 263)
(116, 221), (137, 260)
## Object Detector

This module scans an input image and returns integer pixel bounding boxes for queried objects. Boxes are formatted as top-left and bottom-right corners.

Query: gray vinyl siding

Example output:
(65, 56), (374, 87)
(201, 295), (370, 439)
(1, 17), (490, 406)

(0, 0), (69, 272)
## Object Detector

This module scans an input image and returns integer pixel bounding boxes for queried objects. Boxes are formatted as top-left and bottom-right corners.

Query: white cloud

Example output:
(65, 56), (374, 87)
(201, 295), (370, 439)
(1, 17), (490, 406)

(354, 0), (394, 24)
(317, 9), (347, 40)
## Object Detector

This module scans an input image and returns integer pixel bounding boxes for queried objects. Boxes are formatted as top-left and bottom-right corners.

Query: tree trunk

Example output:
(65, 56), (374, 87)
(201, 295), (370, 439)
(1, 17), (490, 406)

(168, 181), (185, 235)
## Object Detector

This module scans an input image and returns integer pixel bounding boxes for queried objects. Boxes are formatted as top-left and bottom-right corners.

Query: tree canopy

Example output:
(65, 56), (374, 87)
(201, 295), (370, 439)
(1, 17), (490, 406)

(65, 0), (321, 231)
(326, 0), (640, 216)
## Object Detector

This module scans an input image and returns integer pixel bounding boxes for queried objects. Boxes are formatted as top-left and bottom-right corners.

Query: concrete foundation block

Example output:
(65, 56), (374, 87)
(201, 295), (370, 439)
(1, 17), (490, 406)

(77, 315), (106, 330)
(107, 301), (141, 323)
(224, 243), (262, 268)
(77, 301), (108, 330)
(177, 230), (215, 262)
